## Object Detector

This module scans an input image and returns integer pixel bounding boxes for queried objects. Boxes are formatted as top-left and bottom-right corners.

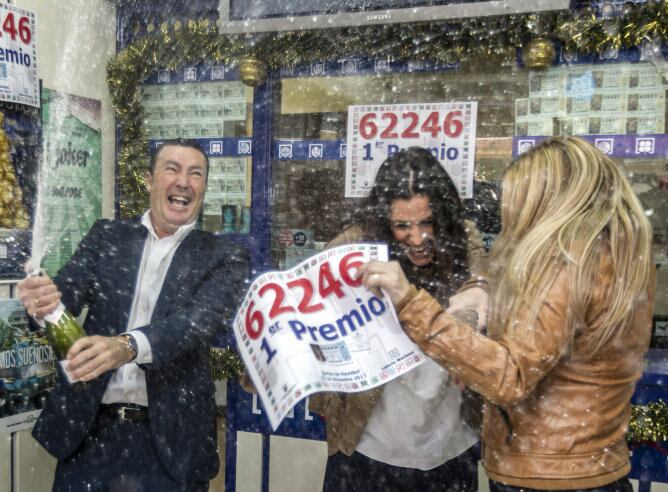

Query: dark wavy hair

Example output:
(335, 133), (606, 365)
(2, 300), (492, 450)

(351, 147), (469, 304)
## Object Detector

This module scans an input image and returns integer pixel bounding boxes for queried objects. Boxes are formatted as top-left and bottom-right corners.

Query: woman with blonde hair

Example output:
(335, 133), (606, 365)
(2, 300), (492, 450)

(360, 136), (655, 491)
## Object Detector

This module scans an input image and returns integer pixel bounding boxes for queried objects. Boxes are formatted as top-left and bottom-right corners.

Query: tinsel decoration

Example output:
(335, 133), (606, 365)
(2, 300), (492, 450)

(108, 3), (668, 217)
(522, 37), (556, 70)
(210, 346), (245, 381)
(628, 400), (668, 443)
(0, 112), (29, 229)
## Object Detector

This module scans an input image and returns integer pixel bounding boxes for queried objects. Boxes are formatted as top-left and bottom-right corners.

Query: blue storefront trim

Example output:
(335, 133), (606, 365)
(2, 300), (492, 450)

(513, 134), (668, 158)
(142, 64), (240, 85)
(278, 58), (460, 78)
(274, 140), (346, 161)
(148, 137), (254, 158)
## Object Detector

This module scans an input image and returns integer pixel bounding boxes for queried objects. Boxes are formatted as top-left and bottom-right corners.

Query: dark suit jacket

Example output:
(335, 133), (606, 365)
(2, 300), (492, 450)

(32, 218), (249, 483)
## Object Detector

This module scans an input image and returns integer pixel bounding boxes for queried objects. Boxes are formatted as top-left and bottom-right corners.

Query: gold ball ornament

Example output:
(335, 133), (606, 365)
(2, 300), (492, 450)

(239, 57), (267, 87)
(522, 37), (555, 70)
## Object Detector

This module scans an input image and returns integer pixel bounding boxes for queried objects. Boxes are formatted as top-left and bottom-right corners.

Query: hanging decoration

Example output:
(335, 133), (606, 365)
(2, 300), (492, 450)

(0, 112), (29, 229)
(108, 3), (668, 218)
(239, 56), (268, 87)
(522, 36), (556, 69)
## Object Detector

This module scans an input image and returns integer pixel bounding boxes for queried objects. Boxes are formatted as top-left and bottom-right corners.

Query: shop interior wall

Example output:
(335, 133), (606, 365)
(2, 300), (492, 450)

(0, 1), (116, 490)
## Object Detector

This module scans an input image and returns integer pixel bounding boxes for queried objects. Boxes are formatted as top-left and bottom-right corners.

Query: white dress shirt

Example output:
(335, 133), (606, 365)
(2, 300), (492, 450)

(101, 212), (196, 407)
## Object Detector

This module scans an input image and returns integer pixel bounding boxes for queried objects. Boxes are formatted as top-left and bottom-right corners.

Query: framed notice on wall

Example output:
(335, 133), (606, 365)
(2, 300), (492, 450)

(345, 102), (478, 198)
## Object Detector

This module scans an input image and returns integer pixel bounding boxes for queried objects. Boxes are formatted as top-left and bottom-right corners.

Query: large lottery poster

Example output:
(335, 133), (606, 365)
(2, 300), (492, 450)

(345, 102), (478, 198)
(235, 244), (426, 430)
(0, 4), (38, 107)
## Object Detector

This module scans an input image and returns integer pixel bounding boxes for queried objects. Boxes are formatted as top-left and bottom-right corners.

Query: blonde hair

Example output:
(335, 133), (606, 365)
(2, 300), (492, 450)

(489, 136), (652, 354)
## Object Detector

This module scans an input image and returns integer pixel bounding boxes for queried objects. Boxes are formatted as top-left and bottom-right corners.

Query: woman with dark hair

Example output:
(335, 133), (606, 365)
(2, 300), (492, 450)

(310, 147), (485, 492)
(349, 147), (474, 302)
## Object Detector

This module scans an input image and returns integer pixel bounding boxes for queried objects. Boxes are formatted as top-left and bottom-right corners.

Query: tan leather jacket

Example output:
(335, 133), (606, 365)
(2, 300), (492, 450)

(309, 220), (485, 456)
(398, 254), (655, 490)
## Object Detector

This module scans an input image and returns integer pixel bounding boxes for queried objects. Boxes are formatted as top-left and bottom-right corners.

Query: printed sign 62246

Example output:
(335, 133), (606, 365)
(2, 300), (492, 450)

(345, 102), (477, 199)
(0, 11), (31, 44)
(245, 252), (363, 340)
(358, 110), (464, 139)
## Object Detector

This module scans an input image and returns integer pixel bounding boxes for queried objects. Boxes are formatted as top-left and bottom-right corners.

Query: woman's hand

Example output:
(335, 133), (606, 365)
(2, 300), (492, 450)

(356, 261), (411, 306)
(447, 287), (489, 331)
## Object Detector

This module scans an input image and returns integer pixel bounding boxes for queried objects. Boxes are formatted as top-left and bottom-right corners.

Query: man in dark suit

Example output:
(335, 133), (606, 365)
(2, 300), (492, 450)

(18, 139), (249, 491)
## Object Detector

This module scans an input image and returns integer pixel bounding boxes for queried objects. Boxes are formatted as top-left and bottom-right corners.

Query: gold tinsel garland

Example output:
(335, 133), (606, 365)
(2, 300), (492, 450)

(204, 349), (668, 442)
(209, 346), (245, 381)
(0, 111), (29, 229)
(628, 400), (668, 444)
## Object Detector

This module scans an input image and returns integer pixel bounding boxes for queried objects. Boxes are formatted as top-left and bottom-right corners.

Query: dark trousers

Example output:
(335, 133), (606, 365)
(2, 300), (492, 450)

(52, 409), (208, 492)
(489, 476), (633, 492)
(323, 446), (478, 492)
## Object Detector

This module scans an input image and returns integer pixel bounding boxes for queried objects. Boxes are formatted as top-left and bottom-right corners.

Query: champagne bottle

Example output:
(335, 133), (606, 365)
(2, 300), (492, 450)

(43, 303), (86, 360)
(43, 303), (86, 384)
(25, 267), (86, 384)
